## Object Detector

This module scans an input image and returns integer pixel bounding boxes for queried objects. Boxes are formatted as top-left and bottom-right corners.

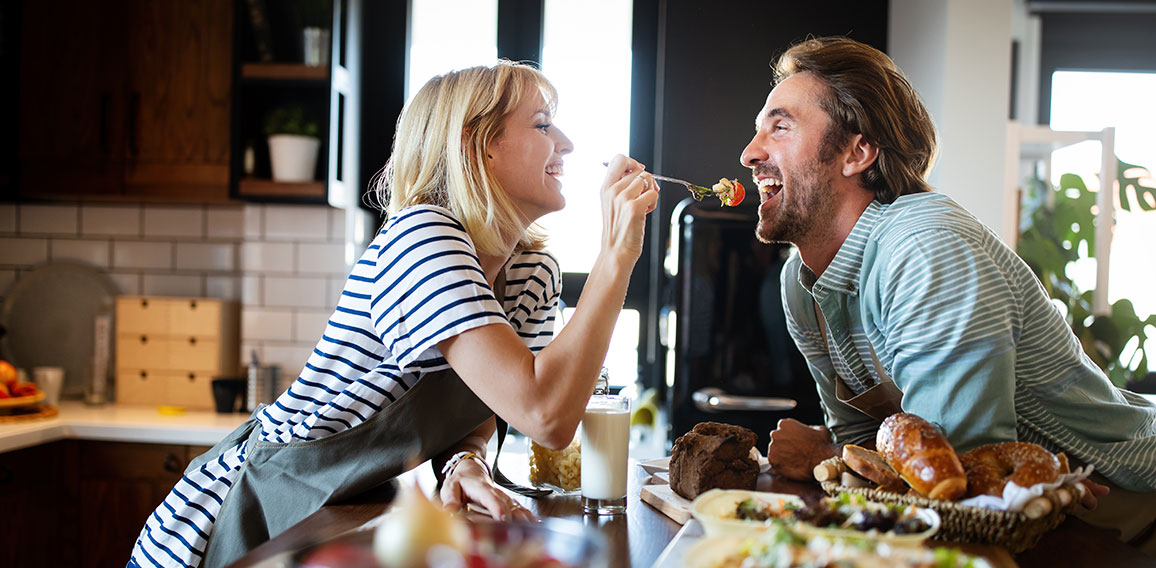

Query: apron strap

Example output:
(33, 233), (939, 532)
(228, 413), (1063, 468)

(813, 300), (903, 422)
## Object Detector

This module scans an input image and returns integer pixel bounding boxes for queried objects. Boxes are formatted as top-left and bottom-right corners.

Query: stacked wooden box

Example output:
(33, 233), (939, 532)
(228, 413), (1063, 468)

(115, 296), (240, 410)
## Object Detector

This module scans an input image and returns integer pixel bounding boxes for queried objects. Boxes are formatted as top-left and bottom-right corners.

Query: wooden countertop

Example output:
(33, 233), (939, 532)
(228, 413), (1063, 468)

(225, 451), (1153, 568)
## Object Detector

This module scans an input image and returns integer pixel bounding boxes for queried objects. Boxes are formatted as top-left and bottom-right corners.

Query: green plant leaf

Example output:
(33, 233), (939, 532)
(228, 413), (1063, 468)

(1117, 158), (1156, 212)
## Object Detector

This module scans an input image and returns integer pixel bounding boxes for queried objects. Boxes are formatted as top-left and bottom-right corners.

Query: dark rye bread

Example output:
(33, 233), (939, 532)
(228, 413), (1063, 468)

(669, 422), (759, 500)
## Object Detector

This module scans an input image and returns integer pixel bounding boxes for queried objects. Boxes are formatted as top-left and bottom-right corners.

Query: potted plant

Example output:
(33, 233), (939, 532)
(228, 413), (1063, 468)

(264, 104), (321, 183)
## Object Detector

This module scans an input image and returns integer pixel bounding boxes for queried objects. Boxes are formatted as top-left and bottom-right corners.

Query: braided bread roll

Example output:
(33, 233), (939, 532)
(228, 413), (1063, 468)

(876, 413), (967, 501)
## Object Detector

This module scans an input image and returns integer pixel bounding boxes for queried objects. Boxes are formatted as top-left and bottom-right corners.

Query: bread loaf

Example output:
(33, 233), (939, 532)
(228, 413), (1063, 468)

(669, 422), (759, 500)
(876, 413), (966, 501)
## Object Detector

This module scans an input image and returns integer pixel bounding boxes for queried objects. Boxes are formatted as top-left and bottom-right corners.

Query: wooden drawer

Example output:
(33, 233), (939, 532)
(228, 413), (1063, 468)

(168, 336), (221, 372)
(115, 370), (168, 406)
(162, 370), (215, 410)
(116, 333), (172, 369)
(169, 299), (222, 335)
(116, 297), (171, 334)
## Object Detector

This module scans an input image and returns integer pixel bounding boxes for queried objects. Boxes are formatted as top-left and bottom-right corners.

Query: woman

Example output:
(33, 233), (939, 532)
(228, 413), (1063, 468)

(128, 61), (657, 568)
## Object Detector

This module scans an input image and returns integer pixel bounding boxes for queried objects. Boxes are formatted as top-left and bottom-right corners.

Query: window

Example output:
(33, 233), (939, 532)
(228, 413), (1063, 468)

(1049, 70), (1156, 355)
(406, 0), (498, 102)
(539, 0), (636, 389)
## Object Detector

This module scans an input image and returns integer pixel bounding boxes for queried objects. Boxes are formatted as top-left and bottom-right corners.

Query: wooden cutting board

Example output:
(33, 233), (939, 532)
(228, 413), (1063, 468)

(640, 480), (694, 525)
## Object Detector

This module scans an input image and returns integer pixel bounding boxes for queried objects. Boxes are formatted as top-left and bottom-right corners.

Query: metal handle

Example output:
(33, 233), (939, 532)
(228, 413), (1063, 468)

(163, 453), (182, 474)
(692, 387), (797, 412)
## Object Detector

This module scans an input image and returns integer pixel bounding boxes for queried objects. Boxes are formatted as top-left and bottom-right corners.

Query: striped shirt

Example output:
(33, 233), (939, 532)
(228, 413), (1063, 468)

(781, 193), (1156, 492)
(130, 205), (561, 568)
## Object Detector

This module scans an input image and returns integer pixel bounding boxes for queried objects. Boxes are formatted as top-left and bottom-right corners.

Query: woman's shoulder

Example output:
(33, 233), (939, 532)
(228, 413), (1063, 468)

(506, 249), (561, 295)
(381, 204), (465, 235)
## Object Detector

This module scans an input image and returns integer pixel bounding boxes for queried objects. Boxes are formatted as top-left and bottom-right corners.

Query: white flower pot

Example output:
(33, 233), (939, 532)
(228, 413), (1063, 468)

(268, 134), (320, 182)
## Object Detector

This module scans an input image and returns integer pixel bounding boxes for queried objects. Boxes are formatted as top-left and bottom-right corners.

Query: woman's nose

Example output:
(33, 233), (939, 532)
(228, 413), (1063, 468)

(554, 126), (574, 155)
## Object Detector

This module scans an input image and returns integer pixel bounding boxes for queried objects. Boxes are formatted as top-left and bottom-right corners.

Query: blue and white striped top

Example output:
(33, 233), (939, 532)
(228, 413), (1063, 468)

(782, 193), (1156, 492)
(130, 205), (561, 568)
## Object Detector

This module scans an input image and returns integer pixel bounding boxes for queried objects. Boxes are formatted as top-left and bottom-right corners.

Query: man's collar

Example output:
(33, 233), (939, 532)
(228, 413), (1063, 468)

(797, 200), (884, 296)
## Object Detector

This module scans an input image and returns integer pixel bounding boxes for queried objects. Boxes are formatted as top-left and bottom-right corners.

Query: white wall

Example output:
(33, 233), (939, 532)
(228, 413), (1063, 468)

(889, 0), (1014, 240)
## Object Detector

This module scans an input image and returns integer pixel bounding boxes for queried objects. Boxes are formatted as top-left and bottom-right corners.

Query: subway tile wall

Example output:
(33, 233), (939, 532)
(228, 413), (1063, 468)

(0, 202), (358, 393)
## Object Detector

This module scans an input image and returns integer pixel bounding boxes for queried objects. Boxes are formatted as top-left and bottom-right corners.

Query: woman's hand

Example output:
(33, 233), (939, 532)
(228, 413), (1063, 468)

(439, 459), (537, 522)
(600, 154), (659, 265)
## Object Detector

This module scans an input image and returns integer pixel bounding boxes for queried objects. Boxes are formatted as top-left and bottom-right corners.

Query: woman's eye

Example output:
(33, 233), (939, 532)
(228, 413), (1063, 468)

(535, 124), (551, 132)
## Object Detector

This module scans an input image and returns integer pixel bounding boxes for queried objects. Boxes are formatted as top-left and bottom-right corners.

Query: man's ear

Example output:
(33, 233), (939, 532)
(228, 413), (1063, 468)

(841, 134), (878, 177)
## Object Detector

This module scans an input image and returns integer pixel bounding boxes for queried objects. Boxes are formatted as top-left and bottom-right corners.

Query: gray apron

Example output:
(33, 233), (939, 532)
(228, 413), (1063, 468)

(195, 276), (509, 567)
(814, 301), (903, 422)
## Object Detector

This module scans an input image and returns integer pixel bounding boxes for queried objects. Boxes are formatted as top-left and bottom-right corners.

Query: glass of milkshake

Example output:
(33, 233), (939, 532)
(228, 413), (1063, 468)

(581, 394), (630, 515)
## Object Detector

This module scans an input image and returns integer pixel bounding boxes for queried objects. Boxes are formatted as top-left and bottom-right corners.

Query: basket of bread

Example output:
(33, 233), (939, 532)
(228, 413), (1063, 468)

(813, 412), (1089, 553)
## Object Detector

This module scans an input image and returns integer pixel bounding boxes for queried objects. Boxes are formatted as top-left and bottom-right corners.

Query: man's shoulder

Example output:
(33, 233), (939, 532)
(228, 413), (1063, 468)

(873, 193), (988, 245)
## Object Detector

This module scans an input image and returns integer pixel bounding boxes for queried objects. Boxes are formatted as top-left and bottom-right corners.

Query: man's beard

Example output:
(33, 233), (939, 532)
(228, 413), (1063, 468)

(755, 159), (837, 245)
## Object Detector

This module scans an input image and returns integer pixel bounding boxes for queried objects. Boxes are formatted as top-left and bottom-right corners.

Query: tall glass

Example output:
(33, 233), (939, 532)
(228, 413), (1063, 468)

(581, 395), (630, 515)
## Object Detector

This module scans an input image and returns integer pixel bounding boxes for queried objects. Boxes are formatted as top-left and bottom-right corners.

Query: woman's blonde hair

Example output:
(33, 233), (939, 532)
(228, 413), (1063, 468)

(374, 61), (557, 255)
(774, 37), (938, 203)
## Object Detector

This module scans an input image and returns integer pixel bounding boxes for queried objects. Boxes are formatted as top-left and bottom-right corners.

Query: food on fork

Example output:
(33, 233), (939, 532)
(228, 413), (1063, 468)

(876, 413), (967, 501)
(959, 441), (1065, 498)
(670, 422), (759, 499)
(710, 178), (745, 206)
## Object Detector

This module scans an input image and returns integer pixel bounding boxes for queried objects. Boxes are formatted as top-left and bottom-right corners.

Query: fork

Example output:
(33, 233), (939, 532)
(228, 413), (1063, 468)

(600, 162), (722, 200)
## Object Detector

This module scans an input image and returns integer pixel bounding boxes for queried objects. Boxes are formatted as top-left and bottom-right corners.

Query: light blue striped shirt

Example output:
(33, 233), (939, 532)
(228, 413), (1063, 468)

(130, 205), (561, 568)
(782, 193), (1156, 492)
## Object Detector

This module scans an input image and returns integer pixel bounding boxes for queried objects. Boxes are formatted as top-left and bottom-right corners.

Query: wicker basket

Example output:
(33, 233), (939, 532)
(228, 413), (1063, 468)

(816, 456), (1080, 554)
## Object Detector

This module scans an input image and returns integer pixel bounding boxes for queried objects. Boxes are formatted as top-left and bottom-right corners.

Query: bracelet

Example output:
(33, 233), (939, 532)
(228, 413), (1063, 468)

(441, 451), (491, 478)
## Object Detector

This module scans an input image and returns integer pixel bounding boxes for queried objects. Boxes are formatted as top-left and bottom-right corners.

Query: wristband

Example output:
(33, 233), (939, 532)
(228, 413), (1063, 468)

(441, 451), (491, 478)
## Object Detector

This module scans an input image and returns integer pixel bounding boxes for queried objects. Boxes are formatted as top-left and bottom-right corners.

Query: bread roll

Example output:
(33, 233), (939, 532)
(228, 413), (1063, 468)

(669, 422), (759, 500)
(842, 444), (908, 493)
(959, 441), (1064, 497)
(876, 413), (967, 501)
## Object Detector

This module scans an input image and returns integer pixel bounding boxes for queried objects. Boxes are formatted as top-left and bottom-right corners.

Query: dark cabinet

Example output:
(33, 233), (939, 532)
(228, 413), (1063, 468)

(0, 442), (74, 568)
(16, 0), (233, 202)
(231, 0), (361, 205)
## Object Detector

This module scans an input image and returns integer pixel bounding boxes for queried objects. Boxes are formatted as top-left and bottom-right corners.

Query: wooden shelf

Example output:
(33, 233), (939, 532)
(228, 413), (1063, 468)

(237, 178), (326, 198)
(242, 63), (329, 81)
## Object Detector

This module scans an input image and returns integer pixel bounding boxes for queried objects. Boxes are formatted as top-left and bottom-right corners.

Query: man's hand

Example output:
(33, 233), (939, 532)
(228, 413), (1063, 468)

(766, 418), (838, 481)
(1079, 478), (1110, 510)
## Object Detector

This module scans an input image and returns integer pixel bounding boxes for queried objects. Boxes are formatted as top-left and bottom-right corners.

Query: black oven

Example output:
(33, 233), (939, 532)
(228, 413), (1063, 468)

(664, 198), (823, 450)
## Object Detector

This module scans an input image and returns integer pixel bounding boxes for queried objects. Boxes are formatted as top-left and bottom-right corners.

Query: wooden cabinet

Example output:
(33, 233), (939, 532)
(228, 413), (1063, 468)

(0, 442), (75, 568)
(116, 296), (241, 410)
(231, 0), (361, 205)
(16, 0), (233, 202)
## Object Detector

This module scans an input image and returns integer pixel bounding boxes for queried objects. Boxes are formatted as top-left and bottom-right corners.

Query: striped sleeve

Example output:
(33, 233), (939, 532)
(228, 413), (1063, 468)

(369, 207), (509, 369)
(505, 251), (562, 352)
(873, 227), (1019, 451)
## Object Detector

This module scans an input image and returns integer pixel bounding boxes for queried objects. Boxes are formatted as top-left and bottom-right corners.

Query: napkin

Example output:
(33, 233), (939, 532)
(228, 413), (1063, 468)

(957, 465), (1093, 512)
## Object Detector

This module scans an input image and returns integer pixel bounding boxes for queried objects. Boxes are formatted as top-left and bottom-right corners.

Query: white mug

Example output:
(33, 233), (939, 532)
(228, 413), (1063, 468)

(33, 366), (65, 406)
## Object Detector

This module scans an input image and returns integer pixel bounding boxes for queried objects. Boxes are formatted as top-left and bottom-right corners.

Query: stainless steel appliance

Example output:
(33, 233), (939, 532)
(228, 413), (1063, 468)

(665, 198), (823, 449)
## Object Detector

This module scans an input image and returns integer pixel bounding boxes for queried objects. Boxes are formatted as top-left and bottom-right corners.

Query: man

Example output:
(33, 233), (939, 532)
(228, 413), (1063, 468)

(743, 36), (1156, 554)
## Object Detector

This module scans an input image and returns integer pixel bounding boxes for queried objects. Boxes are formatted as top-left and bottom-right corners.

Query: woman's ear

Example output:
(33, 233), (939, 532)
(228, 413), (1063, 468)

(841, 134), (878, 177)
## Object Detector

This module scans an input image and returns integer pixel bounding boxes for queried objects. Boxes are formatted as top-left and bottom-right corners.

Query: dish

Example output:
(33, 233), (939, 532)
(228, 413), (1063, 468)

(0, 262), (117, 398)
(292, 518), (608, 568)
(691, 489), (804, 537)
(788, 494), (940, 546)
(0, 391), (46, 408)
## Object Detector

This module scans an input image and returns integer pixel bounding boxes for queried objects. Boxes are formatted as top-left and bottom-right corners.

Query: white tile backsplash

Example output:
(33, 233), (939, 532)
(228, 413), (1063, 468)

(329, 208), (346, 241)
(0, 204), (16, 234)
(176, 242), (236, 271)
(19, 204), (78, 235)
(107, 271), (140, 295)
(207, 206), (245, 239)
(51, 239), (111, 268)
(264, 205), (329, 242)
(243, 205), (264, 239)
(296, 242), (347, 275)
(240, 241), (295, 273)
(241, 275), (262, 306)
(144, 206), (205, 238)
(113, 241), (174, 269)
(142, 273), (204, 297)
(263, 275), (329, 308)
(261, 343), (311, 380)
(0, 237), (49, 265)
(293, 309), (332, 342)
(81, 205), (141, 237)
(243, 308), (295, 341)
(206, 275), (242, 300)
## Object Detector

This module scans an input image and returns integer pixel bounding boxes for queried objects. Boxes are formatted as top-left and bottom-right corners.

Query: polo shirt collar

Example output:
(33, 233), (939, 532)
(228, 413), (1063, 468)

(797, 200), (885, 297)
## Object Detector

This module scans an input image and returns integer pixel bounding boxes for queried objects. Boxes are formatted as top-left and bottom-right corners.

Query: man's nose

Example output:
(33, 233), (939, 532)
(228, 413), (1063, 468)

(740, 137), (765, 168)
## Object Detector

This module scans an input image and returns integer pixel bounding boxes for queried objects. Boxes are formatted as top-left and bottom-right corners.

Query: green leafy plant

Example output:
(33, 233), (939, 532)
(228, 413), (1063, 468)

(263, 104), (320, 138)
(1016, 159), (1156, 388)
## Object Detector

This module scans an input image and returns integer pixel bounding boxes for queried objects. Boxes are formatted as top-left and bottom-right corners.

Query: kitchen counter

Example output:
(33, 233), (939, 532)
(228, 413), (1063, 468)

(0, 401), (248, 454)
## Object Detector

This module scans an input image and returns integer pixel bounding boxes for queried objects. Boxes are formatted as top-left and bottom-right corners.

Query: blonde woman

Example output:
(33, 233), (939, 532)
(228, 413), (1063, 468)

(129, 61), (657, 568)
